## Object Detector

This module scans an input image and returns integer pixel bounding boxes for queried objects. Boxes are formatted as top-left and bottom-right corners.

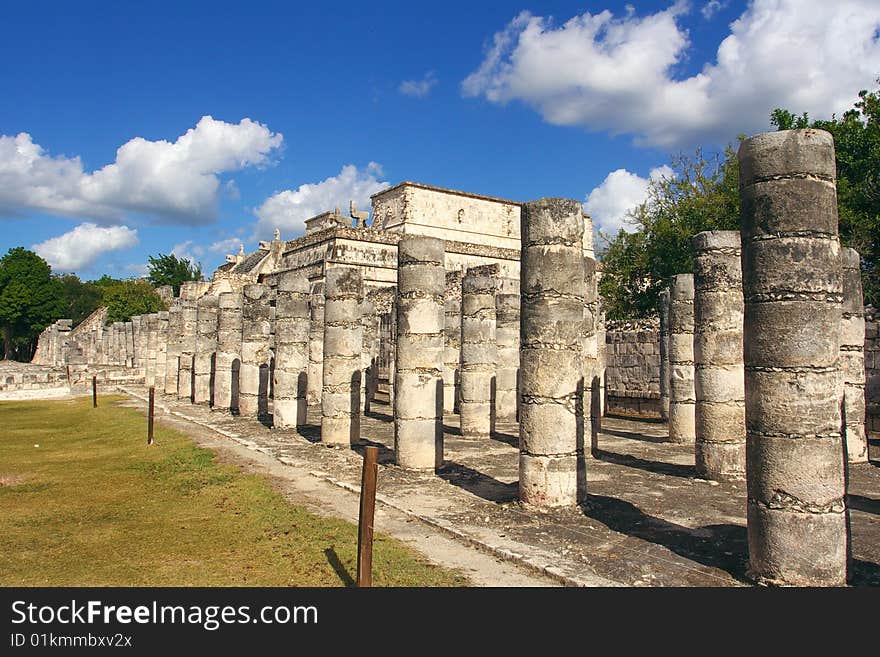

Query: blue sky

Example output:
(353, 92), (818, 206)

(1, 0), (878, 279)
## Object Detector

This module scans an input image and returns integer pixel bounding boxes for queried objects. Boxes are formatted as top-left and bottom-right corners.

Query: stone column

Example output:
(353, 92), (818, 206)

(274, 272), (311, 429)
(239, 284), (272, 418)
(394, 237), (445, 470)
(214, 292), (243, 412)
(443, 271), (463, 415)
(495, 291), (520, 424)
(519, 198), (586, 508)
(668, 274), (696, 444)
(193, 295), (219, 405)
(155, 311), (169, 387)
(321, 267), (363, 445)
(144, 314), (158, 387)
(124, 321), (135, 368)
(580, 256), (601, 467)
(739, 128), (846, 586)
(841, 248), (868, 463)
(177, 300), (198, 401)
(460, 265), (498, 439)
(307, 283), (325, 410)
(360, 299), (377, 415)
(132, 316), (145, 373)
(659, 288), (671, 421)
(164, 304), (182, 394)
(693, 231), (746, 479)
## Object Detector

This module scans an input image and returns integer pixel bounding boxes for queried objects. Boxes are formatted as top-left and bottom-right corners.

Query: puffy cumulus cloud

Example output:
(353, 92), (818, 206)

(399, 71), (438, 98)
(170, 240), (204, 267)
(701, 1), (727, 19)
(462, 1), (880, 147)
(585, 165), (673, 236)
(208, 237), (243, 254)
(0, 116), (282, 224)
(32, 223), (139, 272)
(253, 163), (389, 240)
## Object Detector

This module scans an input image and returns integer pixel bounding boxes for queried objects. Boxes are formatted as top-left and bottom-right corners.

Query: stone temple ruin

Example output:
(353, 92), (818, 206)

(20, 130), (880, 586)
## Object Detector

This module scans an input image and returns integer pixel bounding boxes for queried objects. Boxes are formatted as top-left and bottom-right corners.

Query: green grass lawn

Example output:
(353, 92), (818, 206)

(0, 396), (468, 587)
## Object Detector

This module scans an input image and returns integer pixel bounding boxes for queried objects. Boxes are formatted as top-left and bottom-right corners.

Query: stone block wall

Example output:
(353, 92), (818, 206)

(867, 307), (879, 437)
(604, 318), (661, 417)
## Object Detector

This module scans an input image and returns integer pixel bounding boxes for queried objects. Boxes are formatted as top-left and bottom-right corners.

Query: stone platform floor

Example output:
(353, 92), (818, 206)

(121, 386), (880, 587)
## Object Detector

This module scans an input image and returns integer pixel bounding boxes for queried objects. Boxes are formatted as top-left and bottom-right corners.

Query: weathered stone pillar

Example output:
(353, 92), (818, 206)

(659, 288), (671, 421)
(693, 231), (746, 480)
(668, 274), (696, 444)
(841, 248), (867, 463)
(443, 271), (462, 415)
(307, 283), (325, 410)
(360, 299), (377, 415)
(394, 237), (445, 469)
(155, 311), (169, 387)
(460, 265), (498, 439)
(519, 198), (586, 507)
(239, 284), (272, 418)
(274, 273), (310, 429)
(321, 267), (363, 445)
(163, 305), (182, 394)
(131, 316), (145, 373)
(580, 256), (601, 469)
(193, 295), (219, 405)
(177, 301), (198, 401)
(495, 291), (520, 423)
(214, 292), (243, 412)
(144, 314), (158, 387)
(124, 321), (135, 368)
(739, 128), (846, 586)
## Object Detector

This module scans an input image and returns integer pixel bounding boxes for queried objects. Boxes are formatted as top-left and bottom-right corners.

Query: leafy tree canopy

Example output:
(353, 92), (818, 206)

(100, 279), (167, 324)
(147, 253), (203, 296)
(56, 274), (102, 327)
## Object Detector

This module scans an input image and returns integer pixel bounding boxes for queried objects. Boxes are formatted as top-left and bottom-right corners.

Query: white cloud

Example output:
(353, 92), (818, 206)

(701, 1), (726, 19)
(462, 1), (880, 147)
(399, 71), (438, 98)
(126, 263), (150, 277)
(253, 163), (389, 240)
(0, 116), (282, 224)
(171, 240), (204, 266)
(208, 237), (243, 254)
(32, 222), (139, 272)
(585, 165), (673, 236)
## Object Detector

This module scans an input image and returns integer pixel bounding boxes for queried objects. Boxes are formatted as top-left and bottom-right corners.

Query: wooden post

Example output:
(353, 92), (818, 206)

(356, 446), (379, 587)
(66, 365), (71, 384)
(148, 386), (155, 445)
(92, 376), (97, 408)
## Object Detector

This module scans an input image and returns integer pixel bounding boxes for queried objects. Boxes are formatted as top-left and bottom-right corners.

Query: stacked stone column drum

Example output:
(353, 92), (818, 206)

(164, 305), (182, 395)
(581, 256), (601, 456)
(841, 248), (868, 463)
(692, 231), (746, 480)
(214, 292), (243, 412)
(667, 274), (696, 444)
(443, 271), (463, 415)
(193, 295), (219, 405)
(394, 237), (446, 470)
(519, 198), (586, 508)
(273, 272), (311, 429)
(494, 291), (520, 423)
(459, 266), (498, 439)
(658, 289), (671, 421)
(321, 267), (364, 446)
(177, 300), (198, 401)
(739, 129), (847, 586)
(239, 284), (272, 418)
(155, 311), (169, 386)
(143, 314), (158, 387)
(360, 300), (378, 414)
(307, 283), (325, 410)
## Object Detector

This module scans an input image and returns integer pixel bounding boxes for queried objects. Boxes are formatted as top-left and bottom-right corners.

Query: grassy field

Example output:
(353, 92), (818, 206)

(0, 396), (468, 586)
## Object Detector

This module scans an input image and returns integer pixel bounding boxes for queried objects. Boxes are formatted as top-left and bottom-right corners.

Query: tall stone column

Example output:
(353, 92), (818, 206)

(581, 256), (601, 463)
(739, 128), (846, 586)
(659, 288), (671, 421)
(193, 295), (219, 405)
(177, 300), (198, 401)
(239, 284), (272, 418)
(495, 291), (520, 423)
(841, 248), (867, 463)
(519, 198), (586, 508)
(144, 314), (159, 386)
(274, 272), (311, 429)
(693, 231), (746, 479)
(443, 271), (463, 415)
(131, 316), (145, 373)
(360, 299), (377, 415)
(460, 265), (498, 439)
(394, 237), (445, 470)
(214, 292), (243, 412)
(321, 267), (363, 445)
(155, 311), (169, 387)
(125, 321), (135, 368)
(668, 274), (696, 444)
(164, 304), (182, 394)
(307, 283), (325, 410)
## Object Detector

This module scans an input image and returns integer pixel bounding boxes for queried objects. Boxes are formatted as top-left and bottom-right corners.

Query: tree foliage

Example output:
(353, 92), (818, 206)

(0, 248), (65, 360)
(101, 279), (167, 324)
(57, 274), (102, 327)
(147, 253), (202, 296)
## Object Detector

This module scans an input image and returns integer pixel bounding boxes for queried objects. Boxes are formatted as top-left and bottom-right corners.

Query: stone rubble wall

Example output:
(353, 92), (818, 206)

(603, 318), (661, 418)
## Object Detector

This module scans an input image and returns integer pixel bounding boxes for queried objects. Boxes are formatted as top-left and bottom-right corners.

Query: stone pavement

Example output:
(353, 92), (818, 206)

(120, 386), (880, 587)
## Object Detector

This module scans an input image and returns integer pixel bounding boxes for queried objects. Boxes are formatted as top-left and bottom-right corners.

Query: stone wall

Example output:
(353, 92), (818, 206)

(604, 318), (661, 417)
(867, 307), (879, 437)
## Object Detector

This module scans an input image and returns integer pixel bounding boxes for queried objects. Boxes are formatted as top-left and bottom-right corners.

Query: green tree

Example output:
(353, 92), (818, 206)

(597, 145), (740, 319)
(772, 85), (880, 306)
(100, 279), (167, 324)
(0, 248), (65, 361)
(57, 274), (102, 327)
(147, 253), (203, 296)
